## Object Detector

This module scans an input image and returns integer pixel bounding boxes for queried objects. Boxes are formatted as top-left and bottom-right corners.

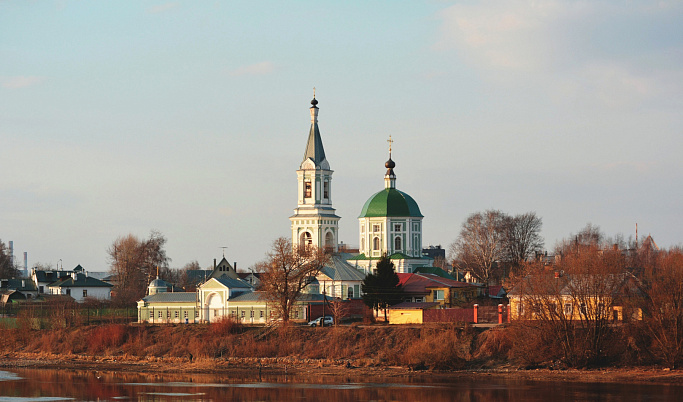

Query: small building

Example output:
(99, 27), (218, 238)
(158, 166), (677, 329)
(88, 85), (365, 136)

(47, 268), (113, 302)
(388, 301), (439, 324)
(398, 273), (482, 306)
(316, 255), (366, 300)
(0, 278), (38, 300)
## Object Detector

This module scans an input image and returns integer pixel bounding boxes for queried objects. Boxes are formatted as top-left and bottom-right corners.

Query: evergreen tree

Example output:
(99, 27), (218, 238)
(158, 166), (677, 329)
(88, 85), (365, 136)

(361, 254), (403, 321)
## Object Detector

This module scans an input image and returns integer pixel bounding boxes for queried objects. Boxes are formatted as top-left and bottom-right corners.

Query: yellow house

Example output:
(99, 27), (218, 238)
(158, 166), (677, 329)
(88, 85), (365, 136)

(508, 272), (643, 321)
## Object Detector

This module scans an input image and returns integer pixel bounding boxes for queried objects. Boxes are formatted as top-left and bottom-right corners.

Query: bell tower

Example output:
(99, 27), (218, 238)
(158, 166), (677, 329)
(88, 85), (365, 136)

(290, 95), (340, 252)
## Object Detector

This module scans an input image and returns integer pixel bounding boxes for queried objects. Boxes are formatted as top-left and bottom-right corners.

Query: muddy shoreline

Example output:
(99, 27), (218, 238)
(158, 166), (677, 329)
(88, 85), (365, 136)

(1, 352), (682, 385)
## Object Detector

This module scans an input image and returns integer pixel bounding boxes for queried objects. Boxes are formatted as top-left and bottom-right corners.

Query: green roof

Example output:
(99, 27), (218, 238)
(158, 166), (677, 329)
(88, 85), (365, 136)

(413, 267), (455, 280)
(359, 188), (422, 218)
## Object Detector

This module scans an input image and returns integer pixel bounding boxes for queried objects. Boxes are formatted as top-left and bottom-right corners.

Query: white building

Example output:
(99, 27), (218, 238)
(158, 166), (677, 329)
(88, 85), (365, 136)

(46, 266), (113, 302)
(290, 96), (340, 252)
(347, 143), (432, 274)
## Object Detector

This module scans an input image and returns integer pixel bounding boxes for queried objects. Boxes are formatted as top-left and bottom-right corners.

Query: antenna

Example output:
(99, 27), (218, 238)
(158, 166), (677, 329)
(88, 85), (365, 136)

(220, 246), (228, 258)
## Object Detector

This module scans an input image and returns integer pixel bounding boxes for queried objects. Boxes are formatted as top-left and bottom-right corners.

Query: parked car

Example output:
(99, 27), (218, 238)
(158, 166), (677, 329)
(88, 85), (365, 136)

(308, 316), (334, 327)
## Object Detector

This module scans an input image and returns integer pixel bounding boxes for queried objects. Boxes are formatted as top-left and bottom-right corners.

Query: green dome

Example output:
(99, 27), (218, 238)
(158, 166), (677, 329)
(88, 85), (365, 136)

(359, 188), (423, 218)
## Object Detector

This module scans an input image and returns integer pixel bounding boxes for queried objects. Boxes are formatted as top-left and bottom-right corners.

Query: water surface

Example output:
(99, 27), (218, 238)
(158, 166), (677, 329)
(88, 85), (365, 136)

(0, 368), (680, 401)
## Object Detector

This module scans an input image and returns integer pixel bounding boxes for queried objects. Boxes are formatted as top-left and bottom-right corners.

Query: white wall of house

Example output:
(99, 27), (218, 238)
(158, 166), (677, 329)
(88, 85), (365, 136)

(48, 286), (111, 302)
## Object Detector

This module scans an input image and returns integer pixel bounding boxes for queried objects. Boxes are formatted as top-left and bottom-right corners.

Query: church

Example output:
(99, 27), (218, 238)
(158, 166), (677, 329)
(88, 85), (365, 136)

(290, 95), (433, 288)
(137, 95), (434, 323)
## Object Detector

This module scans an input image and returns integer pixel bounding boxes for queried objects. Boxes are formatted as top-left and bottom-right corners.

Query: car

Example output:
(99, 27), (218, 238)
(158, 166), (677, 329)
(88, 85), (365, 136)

(308, 316), (334, 327)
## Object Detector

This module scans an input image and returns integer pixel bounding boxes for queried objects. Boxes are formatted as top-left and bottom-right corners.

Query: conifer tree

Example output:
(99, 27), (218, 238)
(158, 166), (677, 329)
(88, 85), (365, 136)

(361, 254), (403, 322)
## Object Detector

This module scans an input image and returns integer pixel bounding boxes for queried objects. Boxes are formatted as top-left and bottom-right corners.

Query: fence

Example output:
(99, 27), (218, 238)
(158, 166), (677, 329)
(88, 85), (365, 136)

(0, 302), (137, 327)
(422, 304), (509, 324)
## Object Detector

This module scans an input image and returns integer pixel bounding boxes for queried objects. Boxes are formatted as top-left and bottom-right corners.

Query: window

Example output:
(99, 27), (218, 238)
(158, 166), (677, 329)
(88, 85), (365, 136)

(241, 310), (245, 318)
(167, 311), (171, 318)
(394, 223), (402, 232)
(415, 298), (423, 303)
(82, 289), (87, 298)
(66, 289), (71, 296)
(174, 311), (179, 318)
(394, 236), (402, 251)
(300, 232), (312, 250)
(372, 224), (381, 232)
(433, 290), (444, 301)
(373, 237), (380, 250)
(250, 310), (254, 318)
(564, 304), (573, 315)
(184, 311), (188, 318)
(295, 310), (299, 318)
(260, 310), (264, 318)
(348, 286), (354, 299)
(39, 286), (44, 293)
(304, 181), (312, 198)
(195, 310), (199, 317)
(323, 181), (329, 198)
(158, 311), (163, 318)
(580, 303), (587, 315)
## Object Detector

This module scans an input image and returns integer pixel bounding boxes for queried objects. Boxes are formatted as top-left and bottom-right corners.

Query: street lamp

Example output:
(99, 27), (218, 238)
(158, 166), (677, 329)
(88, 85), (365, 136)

(322, 289), (326, 328)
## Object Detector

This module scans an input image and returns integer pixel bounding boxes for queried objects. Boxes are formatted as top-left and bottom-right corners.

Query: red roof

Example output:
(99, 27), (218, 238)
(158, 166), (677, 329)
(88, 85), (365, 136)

(398, 273), (479, 294)
(489, 285), (505, 297)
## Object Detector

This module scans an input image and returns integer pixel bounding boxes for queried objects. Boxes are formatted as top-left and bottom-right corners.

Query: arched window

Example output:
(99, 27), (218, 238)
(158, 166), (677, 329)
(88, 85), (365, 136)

(373, 236), (380, 251)
(394, 236), (402, 251)
(300, 232), (312, 250)
(304, 181), (312, 198)
(325, 232), (334, 252)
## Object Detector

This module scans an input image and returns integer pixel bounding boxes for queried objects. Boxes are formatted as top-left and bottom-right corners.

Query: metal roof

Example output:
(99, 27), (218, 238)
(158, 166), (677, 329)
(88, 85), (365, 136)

(142, 292), (197, 303)
(49, 273), (113, 288)
(318, 256), (366, 281)
(359, 188), (423, 218)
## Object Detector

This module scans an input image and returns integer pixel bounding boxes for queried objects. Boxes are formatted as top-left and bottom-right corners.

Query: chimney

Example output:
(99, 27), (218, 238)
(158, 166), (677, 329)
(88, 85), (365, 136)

(214, 258), (216, 269)
(23, 252), (28, 277)
(234, 262), (237, 271)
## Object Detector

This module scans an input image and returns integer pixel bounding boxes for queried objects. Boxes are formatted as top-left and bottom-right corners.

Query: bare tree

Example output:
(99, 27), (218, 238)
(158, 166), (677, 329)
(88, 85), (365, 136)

(510, 244), (630, 366)
(449, 210), (507, 292)
(328, 298), (350, 326)
(555, 223), (605, 255)
(0, 240), (20, 279)
(108, 230), (170, 305)
(503, 212), (544, 269)
(257, 237), (330, 325)
(642, 248), (683, 368)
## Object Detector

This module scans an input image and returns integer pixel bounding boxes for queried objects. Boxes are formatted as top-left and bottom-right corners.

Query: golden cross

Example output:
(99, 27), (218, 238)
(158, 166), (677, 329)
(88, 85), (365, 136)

(313, 87), (316, 98)
(387, 135), (393, 153)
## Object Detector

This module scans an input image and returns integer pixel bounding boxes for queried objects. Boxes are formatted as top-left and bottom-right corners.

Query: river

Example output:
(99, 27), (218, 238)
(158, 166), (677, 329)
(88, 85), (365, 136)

(0, 368), (681, 401)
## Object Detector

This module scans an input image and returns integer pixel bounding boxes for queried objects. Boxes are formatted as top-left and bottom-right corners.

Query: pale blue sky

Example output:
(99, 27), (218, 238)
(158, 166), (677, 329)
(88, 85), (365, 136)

(2, 1), (682, 272)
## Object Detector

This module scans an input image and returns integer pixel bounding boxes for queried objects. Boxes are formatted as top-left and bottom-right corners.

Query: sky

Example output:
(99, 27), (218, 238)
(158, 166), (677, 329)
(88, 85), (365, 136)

(1, 1), (682, 273)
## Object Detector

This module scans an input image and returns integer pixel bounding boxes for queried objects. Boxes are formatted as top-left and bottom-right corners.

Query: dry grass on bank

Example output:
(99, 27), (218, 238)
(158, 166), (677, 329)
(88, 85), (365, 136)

(0, 320), (667, 370)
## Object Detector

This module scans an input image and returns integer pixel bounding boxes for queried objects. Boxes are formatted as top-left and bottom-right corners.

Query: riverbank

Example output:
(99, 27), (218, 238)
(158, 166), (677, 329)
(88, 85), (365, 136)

(1, 351), (682, 386)
(2, 322), (681, 384)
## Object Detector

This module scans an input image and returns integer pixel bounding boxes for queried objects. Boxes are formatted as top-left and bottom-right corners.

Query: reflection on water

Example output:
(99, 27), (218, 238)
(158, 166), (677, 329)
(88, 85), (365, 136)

(0, 367), (681, 401)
